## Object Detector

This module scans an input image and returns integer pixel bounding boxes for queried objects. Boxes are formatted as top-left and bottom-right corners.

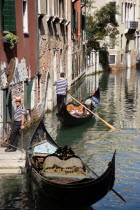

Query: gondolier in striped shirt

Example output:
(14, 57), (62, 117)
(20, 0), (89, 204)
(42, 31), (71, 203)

(53, 72), (68, 113)
(5, 97), (26, 152)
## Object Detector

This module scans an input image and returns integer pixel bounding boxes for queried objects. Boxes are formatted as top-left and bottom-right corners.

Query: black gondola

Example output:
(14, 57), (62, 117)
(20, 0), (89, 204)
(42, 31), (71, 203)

(27, 119), (116, 207)
(57, 88), (100, 126)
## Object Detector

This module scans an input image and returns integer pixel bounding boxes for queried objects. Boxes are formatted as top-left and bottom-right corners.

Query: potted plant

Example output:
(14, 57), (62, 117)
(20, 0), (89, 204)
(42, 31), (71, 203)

(2, 32), (19, 49)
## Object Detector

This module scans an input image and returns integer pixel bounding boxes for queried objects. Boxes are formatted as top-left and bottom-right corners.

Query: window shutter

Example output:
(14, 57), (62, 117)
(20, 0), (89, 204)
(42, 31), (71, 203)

(6, 88), (12, 122)
(2, 0), (16, 31)
(75, 10), (78, 29)
(3, 90), (7, 123)
(24, 81), (33, 110)
(81, 15), (86, 30)
(71, 8), (75, 29)
(3, 88), (12, 123)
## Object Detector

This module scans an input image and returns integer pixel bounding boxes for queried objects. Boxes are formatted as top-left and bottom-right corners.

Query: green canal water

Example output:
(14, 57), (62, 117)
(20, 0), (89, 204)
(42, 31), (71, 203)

(0, 68), (140, 209)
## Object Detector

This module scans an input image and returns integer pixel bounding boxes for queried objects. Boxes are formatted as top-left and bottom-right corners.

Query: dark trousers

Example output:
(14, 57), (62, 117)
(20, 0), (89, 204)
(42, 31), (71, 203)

(9, 121), (21, 149)
(57, 94), (66, 113)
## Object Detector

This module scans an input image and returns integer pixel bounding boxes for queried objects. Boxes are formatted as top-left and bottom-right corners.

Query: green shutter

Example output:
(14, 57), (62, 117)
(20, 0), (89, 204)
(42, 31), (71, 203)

(6, 88), (12, 122)
(71, 8), (75, 29)
(72, 9), (78, 29)
(75, 10), (78, 29)
(3, 89), (7, 123)
(24, 81), (33, 110)
(3, 88), (12, 123)
(2, 0), (16, 31)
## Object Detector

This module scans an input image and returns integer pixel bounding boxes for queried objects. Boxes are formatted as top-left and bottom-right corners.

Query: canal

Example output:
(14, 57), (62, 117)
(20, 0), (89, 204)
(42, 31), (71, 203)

(0, 68), (140, 209)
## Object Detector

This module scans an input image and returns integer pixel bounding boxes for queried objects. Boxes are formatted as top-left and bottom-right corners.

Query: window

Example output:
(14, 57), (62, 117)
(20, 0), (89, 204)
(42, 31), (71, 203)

(109, 38), (115, 49)
(81, 15), (86, 30)
(59, 0), (62, 18)
(121, 34), (123, 49)
(49, 0), (54, 16)
(54, 0), (58, 16)
(109, 55), (116, 64)
(23, 0), (28, 33)
(134, 36), (137, 49)
(72, 9), (78, 29)
(38, 76), (41, 103)
(121, 3), (124, 23)
(1, 0), (16, 31)
(24, 80), (33, 110)
(46, 0), (49, 15)
(3, 88), (12, 123)
(137, 35), (140, 50)
(121, 54), (123, 64)
(133, 4), (136, 21)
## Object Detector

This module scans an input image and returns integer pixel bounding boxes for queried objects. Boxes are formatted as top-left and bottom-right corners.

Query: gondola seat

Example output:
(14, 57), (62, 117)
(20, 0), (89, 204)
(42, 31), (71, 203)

(41, 155), (91, 178)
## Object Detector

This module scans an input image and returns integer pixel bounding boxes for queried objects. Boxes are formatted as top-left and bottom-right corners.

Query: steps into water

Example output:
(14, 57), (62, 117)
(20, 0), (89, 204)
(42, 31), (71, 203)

(0, 147), (26, 174)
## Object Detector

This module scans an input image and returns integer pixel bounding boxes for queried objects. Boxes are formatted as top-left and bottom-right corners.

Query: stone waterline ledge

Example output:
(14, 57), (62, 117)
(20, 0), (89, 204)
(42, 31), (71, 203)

(0, 147), (26, 174)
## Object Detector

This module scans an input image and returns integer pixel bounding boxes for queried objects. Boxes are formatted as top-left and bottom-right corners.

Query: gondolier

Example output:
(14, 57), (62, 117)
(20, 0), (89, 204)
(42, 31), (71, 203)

(53, 72), (68, 113)
(5, 97), (26, 152)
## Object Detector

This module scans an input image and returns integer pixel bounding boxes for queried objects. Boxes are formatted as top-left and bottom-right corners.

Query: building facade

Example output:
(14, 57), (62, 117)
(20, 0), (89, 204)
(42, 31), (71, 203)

(0, 0), (38, 141)
(87, 0), (140, 71)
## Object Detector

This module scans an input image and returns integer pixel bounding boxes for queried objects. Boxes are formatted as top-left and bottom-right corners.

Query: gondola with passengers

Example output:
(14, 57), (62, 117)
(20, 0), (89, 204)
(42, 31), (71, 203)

(57, 88), (100, 126)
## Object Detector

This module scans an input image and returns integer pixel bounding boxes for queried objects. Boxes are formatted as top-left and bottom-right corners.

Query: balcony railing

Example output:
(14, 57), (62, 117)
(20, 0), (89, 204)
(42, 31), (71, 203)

(125, 21), (138, 30)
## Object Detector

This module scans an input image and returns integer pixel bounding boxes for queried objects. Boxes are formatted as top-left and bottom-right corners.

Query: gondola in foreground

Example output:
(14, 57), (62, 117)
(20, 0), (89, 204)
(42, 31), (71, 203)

(57, 88), (100, 126)
(27, 119), (115, 207)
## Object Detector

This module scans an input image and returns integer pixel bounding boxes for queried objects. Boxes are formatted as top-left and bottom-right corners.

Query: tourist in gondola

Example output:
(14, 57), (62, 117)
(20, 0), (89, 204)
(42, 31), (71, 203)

(5, 97), (26, 152)
(53, 72), (68, 113)
(85, 89), (99, 109)
(91, 89), (99, 108)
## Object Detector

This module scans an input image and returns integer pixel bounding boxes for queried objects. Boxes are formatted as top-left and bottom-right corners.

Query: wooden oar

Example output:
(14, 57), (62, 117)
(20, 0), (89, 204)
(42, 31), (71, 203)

(67, 93), (116, 131)
(83, 161), (126, 203)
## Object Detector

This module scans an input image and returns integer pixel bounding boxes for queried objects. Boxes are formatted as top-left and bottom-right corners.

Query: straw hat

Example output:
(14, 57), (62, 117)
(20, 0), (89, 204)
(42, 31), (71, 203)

(15, 97), (21, 102)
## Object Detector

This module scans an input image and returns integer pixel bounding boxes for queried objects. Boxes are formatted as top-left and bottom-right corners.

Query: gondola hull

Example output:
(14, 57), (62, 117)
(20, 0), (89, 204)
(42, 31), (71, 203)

(57, 108), (94, 126)
(28, 153), (115, 207)
(27, 119), (116, 207)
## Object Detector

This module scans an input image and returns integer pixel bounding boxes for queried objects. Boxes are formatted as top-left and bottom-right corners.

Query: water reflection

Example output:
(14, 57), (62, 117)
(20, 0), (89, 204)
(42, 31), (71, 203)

(28, 179), (94, 210)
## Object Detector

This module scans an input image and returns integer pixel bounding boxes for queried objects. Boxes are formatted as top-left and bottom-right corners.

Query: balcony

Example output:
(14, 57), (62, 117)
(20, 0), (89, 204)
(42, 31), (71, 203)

(125, 21), (138, 33)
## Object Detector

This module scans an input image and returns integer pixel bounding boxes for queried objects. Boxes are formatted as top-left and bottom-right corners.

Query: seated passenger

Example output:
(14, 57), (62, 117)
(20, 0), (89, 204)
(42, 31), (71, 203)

(91, 90), (99, 108)
(85, 90), (99, 109)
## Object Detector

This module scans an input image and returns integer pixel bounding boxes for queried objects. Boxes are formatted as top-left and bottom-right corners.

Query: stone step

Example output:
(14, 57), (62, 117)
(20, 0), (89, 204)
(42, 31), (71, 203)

(0, 147), (26, 174)
(0, 168), (24, 174)
(0, 159), (26, 168)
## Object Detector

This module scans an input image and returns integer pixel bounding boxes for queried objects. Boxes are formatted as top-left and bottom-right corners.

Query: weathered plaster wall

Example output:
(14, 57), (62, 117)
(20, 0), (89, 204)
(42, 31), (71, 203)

(39, 20), (69, 110)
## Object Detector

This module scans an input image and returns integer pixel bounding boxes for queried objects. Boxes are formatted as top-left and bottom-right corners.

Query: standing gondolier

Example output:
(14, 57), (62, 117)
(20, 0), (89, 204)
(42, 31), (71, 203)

(5, 97), (26, 152)
(53, 72), (68, 113)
